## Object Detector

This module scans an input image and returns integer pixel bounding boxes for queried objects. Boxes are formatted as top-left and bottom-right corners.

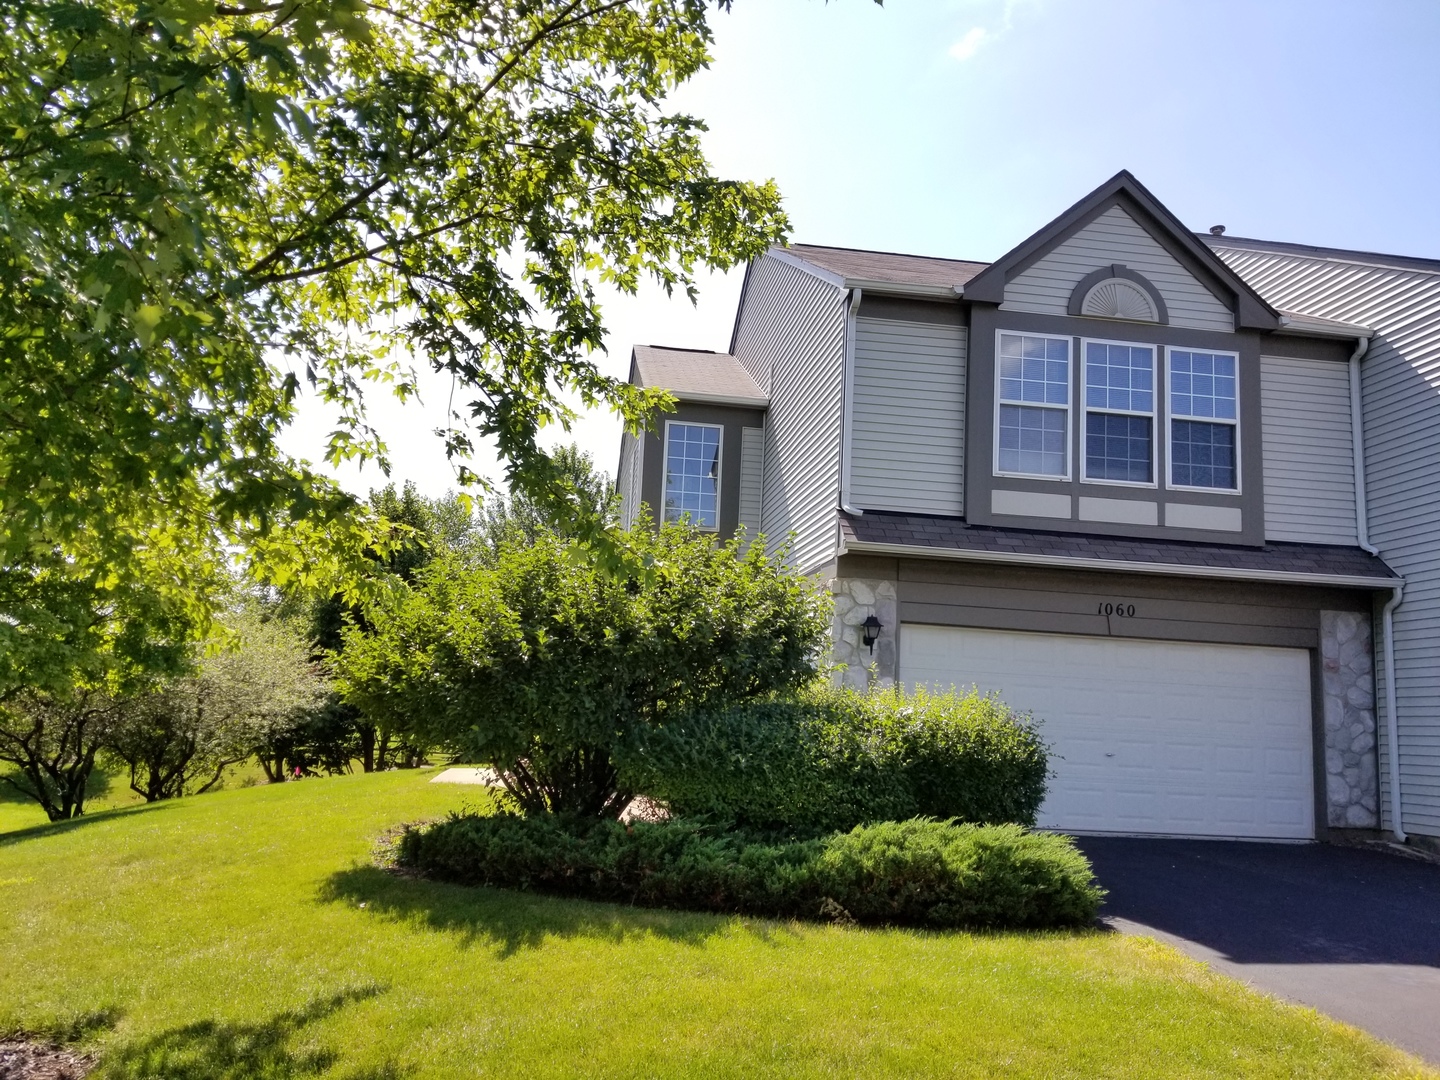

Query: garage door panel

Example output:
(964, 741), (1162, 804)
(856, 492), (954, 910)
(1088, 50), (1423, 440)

(901, 624), (1314, 839)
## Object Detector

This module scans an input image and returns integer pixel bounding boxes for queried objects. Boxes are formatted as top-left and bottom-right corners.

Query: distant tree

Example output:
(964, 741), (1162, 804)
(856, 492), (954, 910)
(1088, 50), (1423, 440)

(475, 445), (617, 555)
(0, 689), (121, 822)
(107, 612), (329, 800)
(0, 570), (202, 820)
(335, 520), (828, 817)
(308, 482), (473, 772)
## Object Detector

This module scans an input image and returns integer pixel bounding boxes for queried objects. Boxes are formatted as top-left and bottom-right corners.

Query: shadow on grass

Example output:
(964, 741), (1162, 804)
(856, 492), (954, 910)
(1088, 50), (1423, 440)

(2, 1005), (124, 1043)
(0, 799), (175, 848)
(320, 865), (800, 958)
(99, 986), (403, 1080)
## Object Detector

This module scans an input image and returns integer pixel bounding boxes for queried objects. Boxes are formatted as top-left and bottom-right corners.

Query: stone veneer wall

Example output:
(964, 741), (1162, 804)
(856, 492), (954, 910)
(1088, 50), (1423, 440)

(830, 577), (897, 690)
(1321, 610), (1379, 829)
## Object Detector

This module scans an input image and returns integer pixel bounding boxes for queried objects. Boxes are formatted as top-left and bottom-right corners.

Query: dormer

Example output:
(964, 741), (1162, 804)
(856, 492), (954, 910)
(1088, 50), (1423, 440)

(961, 171), (1283, 546)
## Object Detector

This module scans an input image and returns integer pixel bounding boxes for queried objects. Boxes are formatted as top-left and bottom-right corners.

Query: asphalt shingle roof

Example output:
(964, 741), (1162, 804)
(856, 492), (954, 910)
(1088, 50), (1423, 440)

(631, 345), (768, 406)
(841, 512), (1398, 584)
(783, 245), (989, 291)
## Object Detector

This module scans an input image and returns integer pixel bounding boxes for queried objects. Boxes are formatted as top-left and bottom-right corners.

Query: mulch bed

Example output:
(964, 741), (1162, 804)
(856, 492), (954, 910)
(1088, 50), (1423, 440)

(0, 1041), (93, 1080)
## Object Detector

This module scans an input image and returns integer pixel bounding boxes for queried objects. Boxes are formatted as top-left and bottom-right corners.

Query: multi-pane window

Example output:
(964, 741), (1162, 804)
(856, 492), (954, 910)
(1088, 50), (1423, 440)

(1169, 350), (1239, 489)
(1084, 341), (1155, 483)
(996, 333), (1070, 477)
(663, 422), (722, 529)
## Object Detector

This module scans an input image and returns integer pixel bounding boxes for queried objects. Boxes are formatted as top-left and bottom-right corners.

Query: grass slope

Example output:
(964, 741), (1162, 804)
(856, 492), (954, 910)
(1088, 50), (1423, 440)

(0, 770), (1432, 1079)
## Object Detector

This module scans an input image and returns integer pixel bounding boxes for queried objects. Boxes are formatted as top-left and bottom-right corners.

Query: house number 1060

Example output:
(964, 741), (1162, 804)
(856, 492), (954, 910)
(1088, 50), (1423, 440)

(1098, 602), (1136, 617)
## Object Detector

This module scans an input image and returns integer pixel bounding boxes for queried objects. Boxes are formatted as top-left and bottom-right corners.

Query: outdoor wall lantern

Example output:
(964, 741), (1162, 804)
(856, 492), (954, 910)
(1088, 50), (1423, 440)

(861, 614), (883, 654)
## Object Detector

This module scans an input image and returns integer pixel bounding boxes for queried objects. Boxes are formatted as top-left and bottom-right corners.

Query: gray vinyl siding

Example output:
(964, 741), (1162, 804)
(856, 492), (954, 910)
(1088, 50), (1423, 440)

(1005, 206), (1235, 332)
(1219, 243), (1440, 837)
(850, 317), (966, 515)
(731, 254), (847, 572)
(738, 426), (765, 538)
(1259, 355), (1358, 545)
(618, 430), (644, 528)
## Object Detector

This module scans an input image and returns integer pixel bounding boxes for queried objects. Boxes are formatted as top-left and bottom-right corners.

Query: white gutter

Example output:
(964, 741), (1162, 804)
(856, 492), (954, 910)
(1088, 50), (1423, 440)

(1348, 335), (1377, 555)
(839, 288), (864, 518)
(1349, 331), (1408, 842)
(837, 537), (1399, 591)
(841, 277), (959, 301)
(666, 390), (771, 409)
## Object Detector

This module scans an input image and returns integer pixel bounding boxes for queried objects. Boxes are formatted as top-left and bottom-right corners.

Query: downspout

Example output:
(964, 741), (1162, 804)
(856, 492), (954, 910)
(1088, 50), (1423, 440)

(840, 287), (865, 517)
(1349, 333), (1407, 842)
(1381, 585), (1407, 843)
(1349, 335), (1376, 555)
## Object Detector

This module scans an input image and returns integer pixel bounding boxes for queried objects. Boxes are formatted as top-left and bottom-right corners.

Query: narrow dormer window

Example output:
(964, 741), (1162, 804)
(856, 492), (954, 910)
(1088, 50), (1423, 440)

(995, 332), (1070, 479)
(662, 420), (722, 529)
(1168, 350), (1239, 490)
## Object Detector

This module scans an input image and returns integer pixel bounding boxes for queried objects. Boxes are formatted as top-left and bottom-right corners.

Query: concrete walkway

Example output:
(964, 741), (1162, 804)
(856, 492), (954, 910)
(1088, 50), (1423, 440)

(1077, 837), (1440, 1064)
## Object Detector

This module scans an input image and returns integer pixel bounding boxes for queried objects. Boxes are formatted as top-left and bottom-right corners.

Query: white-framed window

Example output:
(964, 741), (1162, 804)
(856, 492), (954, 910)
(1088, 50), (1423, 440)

(995, 331), (1071, 479)
(1082, 339), (1156, 486)
(662, 420), (722, 529)
(1167, 349), (1240, 491)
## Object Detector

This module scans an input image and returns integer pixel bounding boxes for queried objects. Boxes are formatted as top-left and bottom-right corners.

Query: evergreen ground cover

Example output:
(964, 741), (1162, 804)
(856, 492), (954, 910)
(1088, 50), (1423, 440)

(0, 770), (1433, 1079)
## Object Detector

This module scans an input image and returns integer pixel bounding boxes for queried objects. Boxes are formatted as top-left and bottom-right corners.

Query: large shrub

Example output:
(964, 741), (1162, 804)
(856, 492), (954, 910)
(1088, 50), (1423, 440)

(622, 685), (1050, 834)
(335, 522), (829, 817)
(398, 813), (1102, 930)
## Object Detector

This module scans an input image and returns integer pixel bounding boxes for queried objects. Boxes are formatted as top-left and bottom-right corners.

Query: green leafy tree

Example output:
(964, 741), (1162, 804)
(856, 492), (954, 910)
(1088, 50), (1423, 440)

(335, 520), (828, 816)
(1, 0), (792, 696)
(0, 569), (203, 820)
(106, 610), (330, 799)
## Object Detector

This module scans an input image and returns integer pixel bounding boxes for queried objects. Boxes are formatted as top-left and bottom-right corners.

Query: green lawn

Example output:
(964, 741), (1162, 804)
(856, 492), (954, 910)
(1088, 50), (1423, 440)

(0, 771), (1432, 1079)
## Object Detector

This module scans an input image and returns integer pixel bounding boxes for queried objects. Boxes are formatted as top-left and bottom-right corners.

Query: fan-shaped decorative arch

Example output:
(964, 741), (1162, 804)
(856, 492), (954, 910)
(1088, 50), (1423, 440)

(1067, 264), (1169, 324)
(1082, 279), (1158, 321)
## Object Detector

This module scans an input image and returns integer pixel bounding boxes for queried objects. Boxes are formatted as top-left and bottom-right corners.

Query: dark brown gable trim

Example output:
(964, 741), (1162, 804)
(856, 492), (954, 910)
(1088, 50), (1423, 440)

(963, 171), (1281, 332)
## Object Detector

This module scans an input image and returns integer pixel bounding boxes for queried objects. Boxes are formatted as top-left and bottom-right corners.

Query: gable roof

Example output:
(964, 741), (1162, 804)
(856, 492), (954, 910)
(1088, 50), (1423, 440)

(629, 345), (768, 408)
(779, 244), (988, 296)
(961, 170), (1281, 331)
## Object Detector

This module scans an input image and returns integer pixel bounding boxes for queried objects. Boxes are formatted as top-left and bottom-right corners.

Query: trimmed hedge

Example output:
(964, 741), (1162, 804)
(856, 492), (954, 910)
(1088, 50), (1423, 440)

(398, 813), (1102, 930)
(619, 685), (1050, 834)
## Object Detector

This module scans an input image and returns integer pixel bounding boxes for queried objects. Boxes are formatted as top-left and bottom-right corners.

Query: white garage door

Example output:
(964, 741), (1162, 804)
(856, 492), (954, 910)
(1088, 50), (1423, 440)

(901, 625), (1315, 839)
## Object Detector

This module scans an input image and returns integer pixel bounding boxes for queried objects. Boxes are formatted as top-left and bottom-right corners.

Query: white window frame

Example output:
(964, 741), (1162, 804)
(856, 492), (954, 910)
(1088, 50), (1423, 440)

(662, 419), (724, 531)
(993, 330), (1073, 482)
(1080, 337), (1158, 489)
(1164, 347), (1242, 495)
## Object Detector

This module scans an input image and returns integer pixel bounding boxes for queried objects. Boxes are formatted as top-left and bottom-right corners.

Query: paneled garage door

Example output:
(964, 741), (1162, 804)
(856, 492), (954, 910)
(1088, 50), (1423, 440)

(901, 625), (1315, 839)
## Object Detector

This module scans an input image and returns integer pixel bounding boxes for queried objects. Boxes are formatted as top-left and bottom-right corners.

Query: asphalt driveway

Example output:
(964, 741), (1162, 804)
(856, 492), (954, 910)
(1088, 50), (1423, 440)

(1077, 837), (1440, 1064)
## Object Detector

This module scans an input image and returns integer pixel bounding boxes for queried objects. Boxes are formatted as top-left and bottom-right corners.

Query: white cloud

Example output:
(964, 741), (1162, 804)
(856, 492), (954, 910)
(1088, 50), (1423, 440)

(947, 27), (988, 61)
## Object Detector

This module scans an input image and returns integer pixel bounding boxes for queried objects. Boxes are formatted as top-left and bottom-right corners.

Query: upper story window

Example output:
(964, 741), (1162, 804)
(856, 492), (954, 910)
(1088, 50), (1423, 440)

(1168, 350), (1239, 490)
(1084, 341), (1155, 485)
(663, 421), (722, 529)
(995, 332), (1070, 479)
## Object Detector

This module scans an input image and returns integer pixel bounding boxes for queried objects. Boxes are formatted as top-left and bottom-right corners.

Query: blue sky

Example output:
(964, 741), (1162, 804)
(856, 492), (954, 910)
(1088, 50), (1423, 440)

(283, 0), (1440, 498)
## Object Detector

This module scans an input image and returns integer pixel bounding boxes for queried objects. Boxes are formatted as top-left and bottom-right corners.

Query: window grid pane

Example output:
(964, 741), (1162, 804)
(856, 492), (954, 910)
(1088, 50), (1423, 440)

(999, 404), (1067, 477)
(663, 423), (720, 528)
(1171, 419), (1236, 489)
(1086, 414), (1152, 483)
(1085, 342), (1154, 413)
(999, 334), (1069, 406)
(1170, 350), (1237, 420)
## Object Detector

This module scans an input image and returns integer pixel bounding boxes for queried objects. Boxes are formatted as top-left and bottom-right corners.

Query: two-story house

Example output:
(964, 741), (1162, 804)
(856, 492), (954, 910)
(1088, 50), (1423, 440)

(615, 171), (1440, 851)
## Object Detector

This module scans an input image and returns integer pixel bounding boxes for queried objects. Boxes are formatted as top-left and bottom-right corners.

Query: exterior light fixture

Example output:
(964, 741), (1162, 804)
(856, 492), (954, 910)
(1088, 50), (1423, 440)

(861, 614), (883, 654)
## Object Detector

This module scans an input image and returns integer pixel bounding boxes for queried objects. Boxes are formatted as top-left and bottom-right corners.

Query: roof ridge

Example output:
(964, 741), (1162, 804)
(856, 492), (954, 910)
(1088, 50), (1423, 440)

(1206, 234), (1440, 276)
(787, 242), (989, 265)
(637, 344), (723, 354)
